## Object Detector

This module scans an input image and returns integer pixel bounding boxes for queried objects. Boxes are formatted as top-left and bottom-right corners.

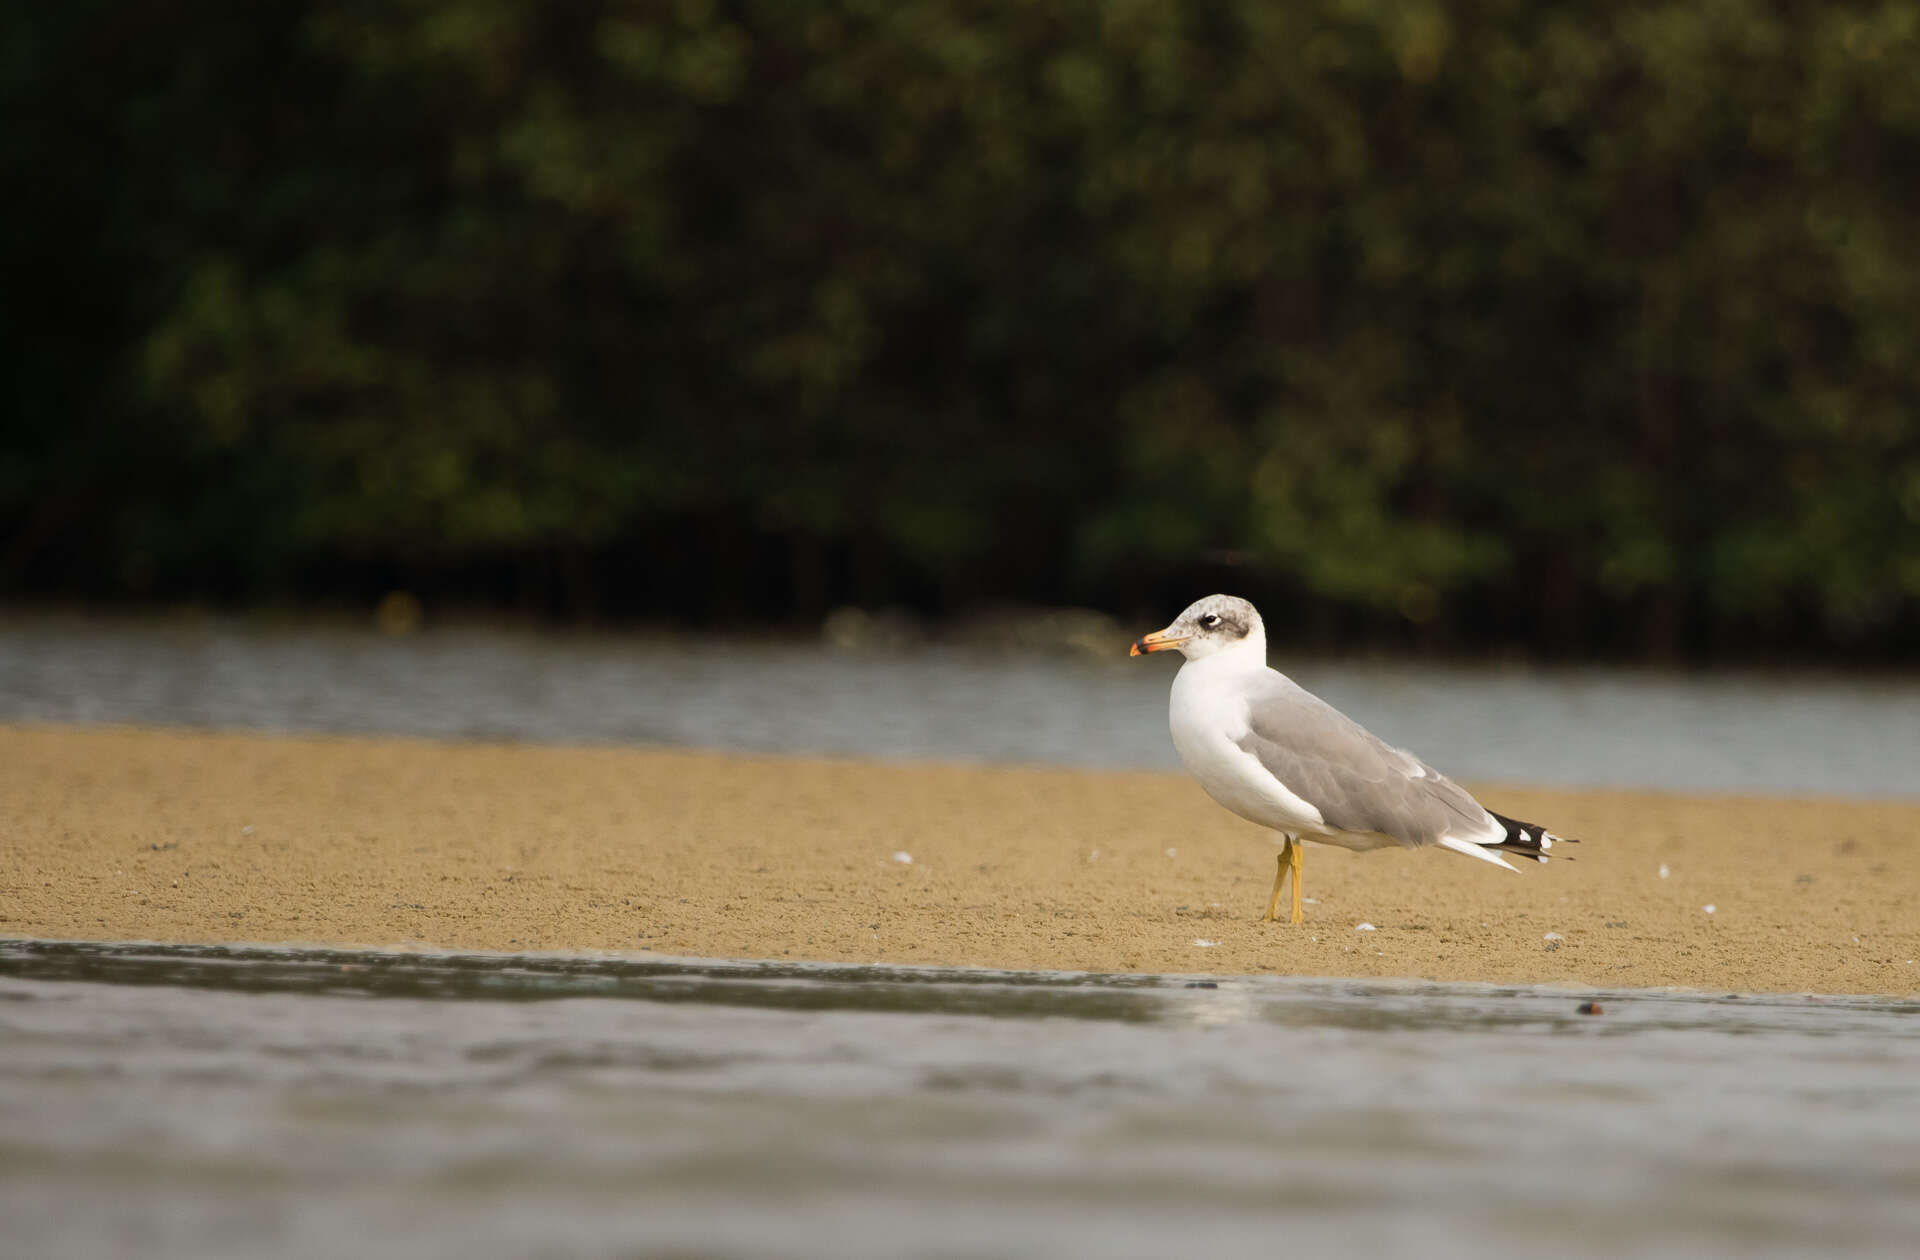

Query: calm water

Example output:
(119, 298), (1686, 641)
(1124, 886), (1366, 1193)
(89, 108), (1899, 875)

(3, 612), (1918, 794)
(6, 616), (1920, 1256)
(3, 941), (1918, 1260)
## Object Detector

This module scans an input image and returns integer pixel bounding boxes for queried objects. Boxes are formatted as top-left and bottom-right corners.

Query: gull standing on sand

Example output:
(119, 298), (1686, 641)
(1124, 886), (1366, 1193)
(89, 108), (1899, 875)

(1131, 595), (1573, 924)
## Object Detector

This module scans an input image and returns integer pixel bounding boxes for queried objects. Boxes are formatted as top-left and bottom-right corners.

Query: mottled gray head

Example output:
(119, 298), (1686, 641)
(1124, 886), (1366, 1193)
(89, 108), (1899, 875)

(1130, 594), (1265, 661)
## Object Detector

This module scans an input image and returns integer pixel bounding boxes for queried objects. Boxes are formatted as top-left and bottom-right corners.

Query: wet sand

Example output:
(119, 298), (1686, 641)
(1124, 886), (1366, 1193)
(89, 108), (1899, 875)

(5, 723), (1915, 995)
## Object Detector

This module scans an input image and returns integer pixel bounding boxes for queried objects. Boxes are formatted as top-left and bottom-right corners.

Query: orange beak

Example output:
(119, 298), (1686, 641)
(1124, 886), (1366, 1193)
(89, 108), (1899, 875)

(1129, 627), (1190, 657)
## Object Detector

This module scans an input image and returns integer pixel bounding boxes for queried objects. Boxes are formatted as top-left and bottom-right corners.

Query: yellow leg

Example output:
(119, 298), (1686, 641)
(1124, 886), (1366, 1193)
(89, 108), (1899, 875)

(1264, 842), (1291, 922)
(1266, 837), (1304, 923)
(1289, 837), (1305, 925)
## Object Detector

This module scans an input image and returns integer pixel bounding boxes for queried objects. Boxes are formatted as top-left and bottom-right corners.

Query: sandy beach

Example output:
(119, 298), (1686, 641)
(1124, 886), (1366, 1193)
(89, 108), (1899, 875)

(4, 723), (1915, 995)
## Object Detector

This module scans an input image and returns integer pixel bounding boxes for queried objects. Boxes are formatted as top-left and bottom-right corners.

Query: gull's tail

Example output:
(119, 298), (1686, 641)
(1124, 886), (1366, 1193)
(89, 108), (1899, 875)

(1485, 811), (1576, 863)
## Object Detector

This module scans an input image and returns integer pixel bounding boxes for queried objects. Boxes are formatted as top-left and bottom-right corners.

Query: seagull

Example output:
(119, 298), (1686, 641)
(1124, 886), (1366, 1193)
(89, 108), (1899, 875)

(1131, 594), (1574, 924)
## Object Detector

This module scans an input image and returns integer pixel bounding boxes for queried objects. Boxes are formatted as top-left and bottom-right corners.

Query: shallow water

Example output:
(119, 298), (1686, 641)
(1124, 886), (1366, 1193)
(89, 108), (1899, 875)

(4, 613), (1919, 794)
(3, 941), (1917, 1259)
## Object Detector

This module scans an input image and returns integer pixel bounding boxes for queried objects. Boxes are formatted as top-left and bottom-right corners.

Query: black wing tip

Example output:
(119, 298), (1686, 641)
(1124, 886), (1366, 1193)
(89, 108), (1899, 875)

(1487, 810), (1579, 860)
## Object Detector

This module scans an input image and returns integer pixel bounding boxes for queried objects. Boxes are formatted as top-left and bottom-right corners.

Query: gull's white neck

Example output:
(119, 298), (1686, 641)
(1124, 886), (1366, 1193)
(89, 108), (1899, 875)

(1178, 629), (1270, 679)
(1166, 627), (1276, 794)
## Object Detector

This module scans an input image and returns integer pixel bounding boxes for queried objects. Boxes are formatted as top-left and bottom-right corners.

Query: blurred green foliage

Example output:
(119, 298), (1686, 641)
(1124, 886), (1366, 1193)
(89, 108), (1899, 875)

(5, 1), (1920, 657)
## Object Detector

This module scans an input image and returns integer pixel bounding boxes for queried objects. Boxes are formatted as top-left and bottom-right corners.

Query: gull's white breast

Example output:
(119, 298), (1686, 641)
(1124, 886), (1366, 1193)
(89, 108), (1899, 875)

(1168, 660), (1329, 837)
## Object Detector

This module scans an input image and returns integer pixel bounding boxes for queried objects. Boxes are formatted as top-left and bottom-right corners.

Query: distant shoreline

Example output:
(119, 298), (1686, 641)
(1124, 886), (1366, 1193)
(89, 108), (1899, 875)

(6, 723), (1916, 996)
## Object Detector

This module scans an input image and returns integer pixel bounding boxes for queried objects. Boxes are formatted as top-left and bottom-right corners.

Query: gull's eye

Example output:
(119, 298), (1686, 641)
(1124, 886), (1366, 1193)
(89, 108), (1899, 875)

(1199, 613), (1221, 629)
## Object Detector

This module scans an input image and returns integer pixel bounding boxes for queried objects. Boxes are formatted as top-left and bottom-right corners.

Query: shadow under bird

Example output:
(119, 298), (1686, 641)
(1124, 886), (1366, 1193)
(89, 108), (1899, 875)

(1131, 595), (1575, 923)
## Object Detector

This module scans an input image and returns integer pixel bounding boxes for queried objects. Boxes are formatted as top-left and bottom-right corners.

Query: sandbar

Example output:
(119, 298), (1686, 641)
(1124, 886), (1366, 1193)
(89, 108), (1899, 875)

(4, 724), (1915, 995)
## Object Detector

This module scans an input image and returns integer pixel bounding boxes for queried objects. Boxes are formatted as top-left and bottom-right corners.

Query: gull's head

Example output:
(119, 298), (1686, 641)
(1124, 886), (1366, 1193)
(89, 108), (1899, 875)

(1129, 595), (1265, 662)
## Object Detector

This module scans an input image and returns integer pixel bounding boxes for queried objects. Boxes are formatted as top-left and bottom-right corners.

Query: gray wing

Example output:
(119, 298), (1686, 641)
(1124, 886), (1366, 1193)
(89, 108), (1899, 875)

(1232, 672), (1491, 848)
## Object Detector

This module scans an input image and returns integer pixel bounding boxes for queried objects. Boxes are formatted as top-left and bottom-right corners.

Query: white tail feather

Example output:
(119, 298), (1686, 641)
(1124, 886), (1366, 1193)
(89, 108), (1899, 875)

(1437, 834), (1519, 871)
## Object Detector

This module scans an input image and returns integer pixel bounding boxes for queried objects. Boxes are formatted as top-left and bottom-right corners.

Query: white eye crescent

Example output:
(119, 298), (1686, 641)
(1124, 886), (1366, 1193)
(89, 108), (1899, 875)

(1200, 613), (1220, 628)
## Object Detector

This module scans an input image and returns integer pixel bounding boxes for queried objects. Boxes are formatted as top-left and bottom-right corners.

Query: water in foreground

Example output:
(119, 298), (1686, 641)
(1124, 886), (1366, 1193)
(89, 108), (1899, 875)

(3, 941), (1917, 1259)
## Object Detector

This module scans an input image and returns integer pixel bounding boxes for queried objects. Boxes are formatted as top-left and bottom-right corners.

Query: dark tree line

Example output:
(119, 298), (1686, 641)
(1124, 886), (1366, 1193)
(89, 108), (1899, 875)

(5, 1), (1920, 659)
